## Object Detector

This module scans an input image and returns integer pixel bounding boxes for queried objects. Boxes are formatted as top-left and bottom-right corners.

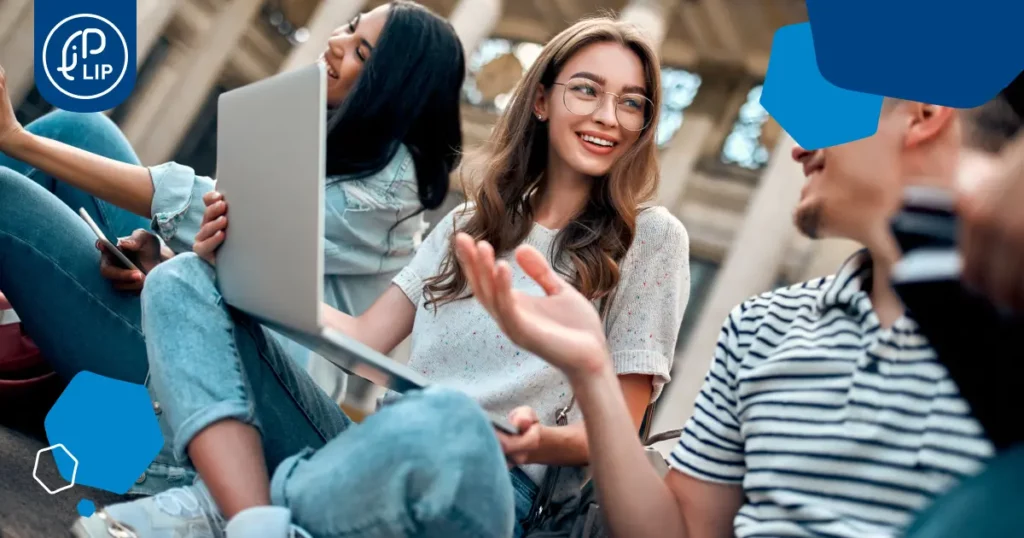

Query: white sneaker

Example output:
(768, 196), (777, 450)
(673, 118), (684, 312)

(71, 482), (225, 538)
(225, 506), (311, 538)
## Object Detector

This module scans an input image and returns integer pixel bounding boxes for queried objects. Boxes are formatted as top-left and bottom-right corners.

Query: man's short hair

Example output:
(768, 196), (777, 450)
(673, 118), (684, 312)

(883, 75), (1024, 154)
(961, 93), (1023, 153)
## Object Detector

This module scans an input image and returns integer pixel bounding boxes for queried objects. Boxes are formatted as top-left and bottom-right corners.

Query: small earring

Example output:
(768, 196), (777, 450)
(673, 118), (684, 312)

(536, 114), (544, 121)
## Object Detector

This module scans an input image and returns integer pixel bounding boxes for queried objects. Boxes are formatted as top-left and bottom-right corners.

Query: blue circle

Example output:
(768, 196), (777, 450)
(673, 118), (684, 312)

(77, 499), (96, 518)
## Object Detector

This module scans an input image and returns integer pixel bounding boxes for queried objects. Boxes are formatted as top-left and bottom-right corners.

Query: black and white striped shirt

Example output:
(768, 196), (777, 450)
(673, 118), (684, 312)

(671, 251), (994, 537)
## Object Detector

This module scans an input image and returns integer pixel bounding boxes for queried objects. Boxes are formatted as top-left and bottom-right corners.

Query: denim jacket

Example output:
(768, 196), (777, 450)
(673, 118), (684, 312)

(147, 143), (426, 399)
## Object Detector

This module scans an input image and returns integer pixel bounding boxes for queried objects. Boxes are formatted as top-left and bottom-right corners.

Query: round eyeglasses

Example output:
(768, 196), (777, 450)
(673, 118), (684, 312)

(552, 78), (653, 132)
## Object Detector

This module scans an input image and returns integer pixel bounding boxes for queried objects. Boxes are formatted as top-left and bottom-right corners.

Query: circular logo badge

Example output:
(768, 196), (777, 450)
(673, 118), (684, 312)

(42, 13), (128, 101)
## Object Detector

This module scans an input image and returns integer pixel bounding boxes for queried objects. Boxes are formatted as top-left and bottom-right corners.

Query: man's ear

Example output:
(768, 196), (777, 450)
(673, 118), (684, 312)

(904, 103), (957, 149)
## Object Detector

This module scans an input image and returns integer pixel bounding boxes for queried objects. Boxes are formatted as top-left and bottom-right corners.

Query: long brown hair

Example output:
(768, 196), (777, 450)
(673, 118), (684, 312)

(424, 17), (663, 312)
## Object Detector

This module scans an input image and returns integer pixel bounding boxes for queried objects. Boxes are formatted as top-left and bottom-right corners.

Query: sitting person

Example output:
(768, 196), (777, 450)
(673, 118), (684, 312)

(75, 17), (690, 538)
(454, 93), (1022, 537)
(0, 0), (464, 495)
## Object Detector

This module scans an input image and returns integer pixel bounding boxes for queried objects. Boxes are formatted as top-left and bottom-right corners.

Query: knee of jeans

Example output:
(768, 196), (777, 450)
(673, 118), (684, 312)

(0, 167), (34, 218)
(408, 388), (513, 502)
(142, 253), (215, 315)
(26, 110), (117, 141)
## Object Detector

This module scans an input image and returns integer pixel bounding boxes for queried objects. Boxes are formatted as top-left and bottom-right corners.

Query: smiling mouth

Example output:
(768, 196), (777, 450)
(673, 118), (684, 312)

(577, 133), (617, 148)
(320, 57), (340, 80)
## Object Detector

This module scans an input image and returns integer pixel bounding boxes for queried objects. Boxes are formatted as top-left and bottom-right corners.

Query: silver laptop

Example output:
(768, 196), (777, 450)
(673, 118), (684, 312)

(212, 64), (516, 433)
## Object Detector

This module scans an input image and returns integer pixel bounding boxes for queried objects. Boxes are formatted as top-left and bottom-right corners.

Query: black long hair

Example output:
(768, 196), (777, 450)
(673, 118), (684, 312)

(324, 0), (465, 211)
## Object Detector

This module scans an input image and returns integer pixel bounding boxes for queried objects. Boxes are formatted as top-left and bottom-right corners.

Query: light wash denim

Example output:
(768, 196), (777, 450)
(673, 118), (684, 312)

(0, 110), (195, 495)
(142, 253), (525, 536)
(147, 143), (427, 400)
(0, 110), (428, 495)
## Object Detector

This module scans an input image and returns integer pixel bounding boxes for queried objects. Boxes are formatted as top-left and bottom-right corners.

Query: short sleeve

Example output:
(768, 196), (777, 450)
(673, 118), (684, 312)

(148, 162), (217, 254)
(604, 207), (690, 402)
(392, 205), (470, 308)
(669, 305), (746, 484)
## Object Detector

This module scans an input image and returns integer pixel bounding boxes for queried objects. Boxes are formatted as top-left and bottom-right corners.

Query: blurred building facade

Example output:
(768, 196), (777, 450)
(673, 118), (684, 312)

(0, 0), (861, 441)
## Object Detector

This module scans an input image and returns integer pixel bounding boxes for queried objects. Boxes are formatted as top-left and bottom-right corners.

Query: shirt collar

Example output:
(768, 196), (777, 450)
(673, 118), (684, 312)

(816, 248), (874, 314)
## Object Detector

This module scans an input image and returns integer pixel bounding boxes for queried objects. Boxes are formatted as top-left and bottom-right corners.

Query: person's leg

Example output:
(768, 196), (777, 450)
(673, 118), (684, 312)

(0, 167), (193, 495)
(143, 253), (349, 511)
(0, 167), (148, 382)
(905, 444), (1024, 538)
(509, 469), (539, 538)
(75, 253), (351, 537)
(0, 110), (148, 238)
(271, 387), (516, 538)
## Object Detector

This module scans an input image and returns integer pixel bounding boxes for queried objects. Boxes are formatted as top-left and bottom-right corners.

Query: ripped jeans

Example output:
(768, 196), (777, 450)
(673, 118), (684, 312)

(142, 253), (527, 537)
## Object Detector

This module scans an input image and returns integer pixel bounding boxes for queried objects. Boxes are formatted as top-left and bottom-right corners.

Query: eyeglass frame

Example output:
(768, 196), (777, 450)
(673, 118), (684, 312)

(550, 79), (654, 132)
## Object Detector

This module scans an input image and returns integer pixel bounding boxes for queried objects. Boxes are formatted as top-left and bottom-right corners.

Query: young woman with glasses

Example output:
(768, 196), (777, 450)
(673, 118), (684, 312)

(83, 16), (691, 538)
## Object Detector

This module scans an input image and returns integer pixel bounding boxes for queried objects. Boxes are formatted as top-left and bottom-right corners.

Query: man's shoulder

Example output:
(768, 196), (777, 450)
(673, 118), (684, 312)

(731, 276), (835, 327)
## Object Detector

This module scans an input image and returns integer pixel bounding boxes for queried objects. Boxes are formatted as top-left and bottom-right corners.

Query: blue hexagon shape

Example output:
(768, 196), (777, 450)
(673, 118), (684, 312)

(807, 0), (1024, 109)
(44, 371), (163, 495)
(761, 23), (884, 151)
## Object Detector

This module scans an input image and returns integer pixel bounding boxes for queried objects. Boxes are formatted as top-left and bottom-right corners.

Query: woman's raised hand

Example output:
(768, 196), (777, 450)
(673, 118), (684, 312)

(454, 233), (610, 382)
(193, 191), (229, 265)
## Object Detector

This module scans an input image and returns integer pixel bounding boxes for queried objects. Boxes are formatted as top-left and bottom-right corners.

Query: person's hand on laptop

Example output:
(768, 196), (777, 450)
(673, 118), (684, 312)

(959, 135), (1024, 310)
(194, 191), (229, 265)
(453, 233), (609, 381)
(0, 63), (25, 153)
(98, 229), (172, 293)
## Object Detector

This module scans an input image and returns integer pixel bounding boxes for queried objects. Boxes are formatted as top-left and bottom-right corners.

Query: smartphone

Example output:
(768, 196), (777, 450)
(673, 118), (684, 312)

(890, 187), (1023, 450)
(79, 208), (144, 274)
(488, 412), (520, 436)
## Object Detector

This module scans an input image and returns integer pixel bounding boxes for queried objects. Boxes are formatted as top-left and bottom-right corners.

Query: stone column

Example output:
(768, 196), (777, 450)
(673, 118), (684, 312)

(137, 0), (184, 66)
(119, 47), (189, 151)
(619, 0), (675, 50)
(0, 0), (32, 48)
(279, 0), (368, 74)
(448, 0), (503, 59)
(658, 75), (746, 210)
(132, 0), (265, 165)
(650, 133), (804, 453)
(656, 114), (714, 210)
(0, 1), (34, 108)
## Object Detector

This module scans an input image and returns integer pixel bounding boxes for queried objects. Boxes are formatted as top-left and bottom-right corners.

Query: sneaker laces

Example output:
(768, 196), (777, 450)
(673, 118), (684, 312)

(153, 487), (206, 517)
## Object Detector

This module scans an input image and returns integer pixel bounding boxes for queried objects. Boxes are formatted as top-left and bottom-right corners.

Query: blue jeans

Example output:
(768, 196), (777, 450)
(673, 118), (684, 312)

(0, 110), (195, 494)
(141, 253), (524, 537)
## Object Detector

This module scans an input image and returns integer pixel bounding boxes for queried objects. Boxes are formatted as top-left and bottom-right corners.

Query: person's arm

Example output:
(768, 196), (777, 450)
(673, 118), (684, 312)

(453, 234), (746, 538)
(0, 127), (154, 217)
(512, 209), (690, 467)
(321, 285), (416, 355)
(572, 360), (743, 538)
(500, 374), (653, 466)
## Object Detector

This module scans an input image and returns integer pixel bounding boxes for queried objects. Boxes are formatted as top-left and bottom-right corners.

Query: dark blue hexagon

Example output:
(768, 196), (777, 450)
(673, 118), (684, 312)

(44, 372), (163, 495)
(807, 0), (1024, 109)
(761, 23), (883, 151)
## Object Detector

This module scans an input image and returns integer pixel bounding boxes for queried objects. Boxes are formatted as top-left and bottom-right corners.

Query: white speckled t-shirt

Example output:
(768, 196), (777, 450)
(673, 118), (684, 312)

(392, 204), (691, 490)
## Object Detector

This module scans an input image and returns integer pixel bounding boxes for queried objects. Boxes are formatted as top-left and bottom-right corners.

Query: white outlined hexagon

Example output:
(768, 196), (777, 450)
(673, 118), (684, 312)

(33, 443), (78, 495)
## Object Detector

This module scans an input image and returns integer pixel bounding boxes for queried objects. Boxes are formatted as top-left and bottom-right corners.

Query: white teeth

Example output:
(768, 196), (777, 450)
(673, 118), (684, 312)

(580, 134), (615, 147)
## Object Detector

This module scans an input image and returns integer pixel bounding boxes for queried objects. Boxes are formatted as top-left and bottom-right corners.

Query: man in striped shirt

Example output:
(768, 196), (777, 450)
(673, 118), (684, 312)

(456, 91), (1021, 538)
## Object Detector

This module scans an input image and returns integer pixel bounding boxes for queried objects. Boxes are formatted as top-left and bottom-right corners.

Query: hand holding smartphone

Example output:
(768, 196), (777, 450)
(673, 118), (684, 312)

(78, 208), (145, 274)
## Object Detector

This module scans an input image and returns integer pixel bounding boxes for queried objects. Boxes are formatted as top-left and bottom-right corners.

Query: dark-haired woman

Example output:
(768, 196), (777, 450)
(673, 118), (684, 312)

(0, 0), (465, 524)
